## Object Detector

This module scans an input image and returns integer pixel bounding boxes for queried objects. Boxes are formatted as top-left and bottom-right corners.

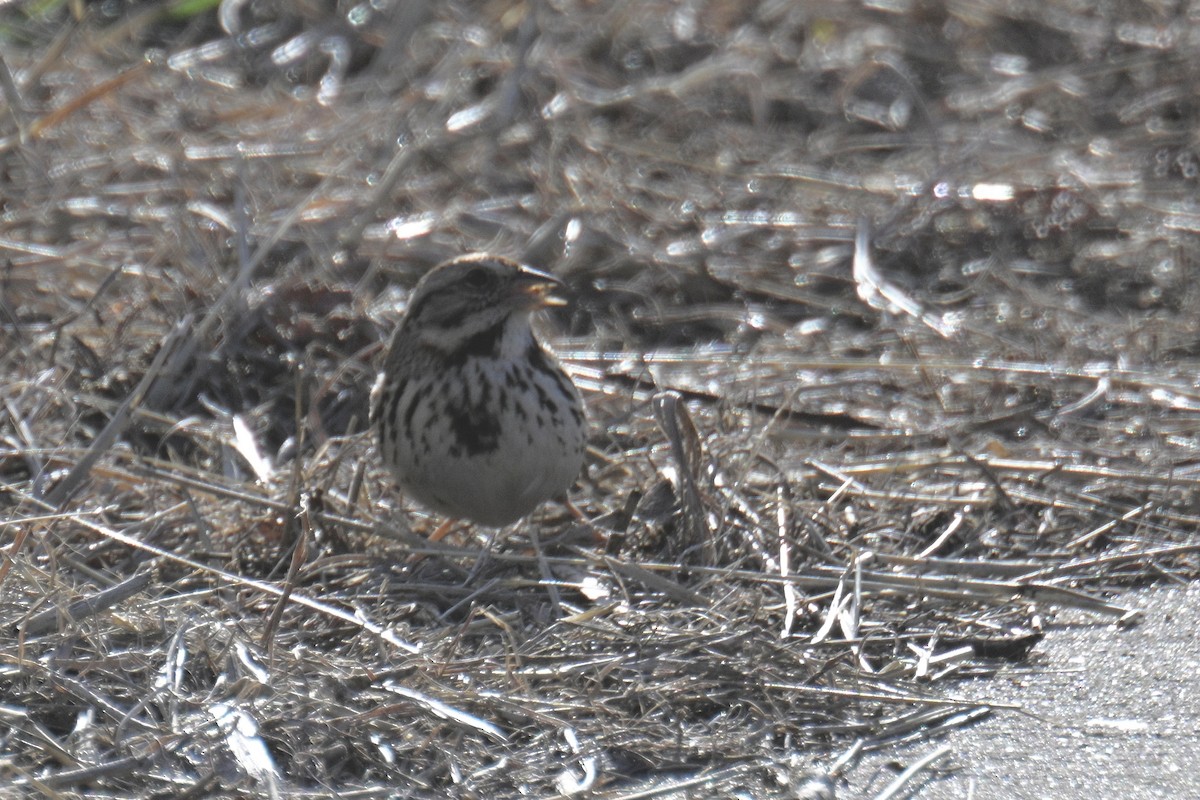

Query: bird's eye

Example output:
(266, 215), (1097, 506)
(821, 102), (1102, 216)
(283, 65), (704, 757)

(461, 266), (495, 291)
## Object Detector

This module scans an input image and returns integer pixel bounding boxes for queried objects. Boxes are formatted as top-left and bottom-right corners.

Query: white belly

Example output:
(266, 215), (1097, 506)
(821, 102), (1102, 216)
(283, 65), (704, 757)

(381, 355), (585, 527)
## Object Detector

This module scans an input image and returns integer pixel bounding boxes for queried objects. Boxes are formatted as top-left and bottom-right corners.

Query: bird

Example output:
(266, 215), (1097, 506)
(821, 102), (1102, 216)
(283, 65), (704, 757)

(372, 253), (586, 531)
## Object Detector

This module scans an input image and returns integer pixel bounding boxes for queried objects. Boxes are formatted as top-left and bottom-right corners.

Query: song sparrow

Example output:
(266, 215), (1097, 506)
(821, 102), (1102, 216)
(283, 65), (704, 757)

(372, 254), (586, 527)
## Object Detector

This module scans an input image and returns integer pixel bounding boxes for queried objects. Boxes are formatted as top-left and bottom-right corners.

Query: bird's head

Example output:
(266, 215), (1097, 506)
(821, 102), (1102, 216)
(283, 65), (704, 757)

(399, 254), (568, 354)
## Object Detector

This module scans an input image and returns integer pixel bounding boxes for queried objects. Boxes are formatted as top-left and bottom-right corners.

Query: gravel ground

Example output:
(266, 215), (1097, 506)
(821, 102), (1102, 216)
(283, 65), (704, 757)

(851, 583), (1200, 799)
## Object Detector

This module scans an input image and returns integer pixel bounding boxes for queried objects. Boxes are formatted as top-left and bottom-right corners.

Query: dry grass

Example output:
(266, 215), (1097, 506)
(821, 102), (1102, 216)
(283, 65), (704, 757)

(3, 1), (1200, 796)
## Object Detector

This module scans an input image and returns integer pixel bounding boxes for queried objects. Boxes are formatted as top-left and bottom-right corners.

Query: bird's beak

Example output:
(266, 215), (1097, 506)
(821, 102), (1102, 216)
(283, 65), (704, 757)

(512, 267), (569, 308)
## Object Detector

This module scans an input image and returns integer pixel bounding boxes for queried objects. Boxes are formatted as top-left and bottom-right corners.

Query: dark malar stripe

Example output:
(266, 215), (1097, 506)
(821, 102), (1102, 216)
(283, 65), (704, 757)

(446, 319), (506, 366)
